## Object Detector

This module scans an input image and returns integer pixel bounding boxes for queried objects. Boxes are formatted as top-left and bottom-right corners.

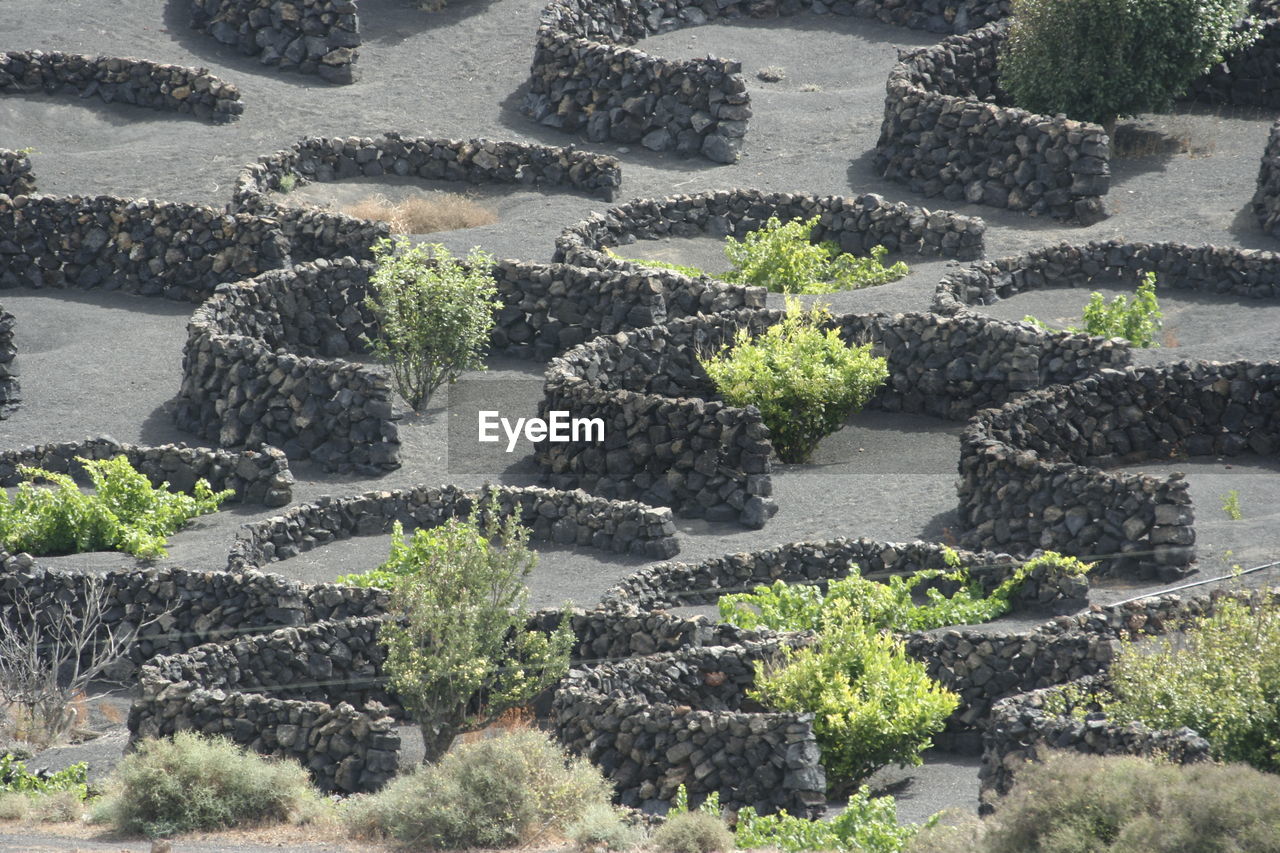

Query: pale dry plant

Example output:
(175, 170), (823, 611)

(341, 191), (497, 235)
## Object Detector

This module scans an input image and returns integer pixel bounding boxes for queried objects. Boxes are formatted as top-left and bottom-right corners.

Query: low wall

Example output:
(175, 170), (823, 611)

(229, 483), (680, 567)
(934, 240), (1280, 314)
(0, 305), (17, 416)
(189, 0), (360, 84)
(555, 189), (986, 269)
(0, 150), (35, 197)
(232, 133), (622, 210)
(875, 22), (1109, 223)
(1254, 117), (1280, 238)
(0, 50), (242, 122)
(542, 308), (1129, 527)
(959, 361), (1280, 578)
(1187, 4), (1280, 108)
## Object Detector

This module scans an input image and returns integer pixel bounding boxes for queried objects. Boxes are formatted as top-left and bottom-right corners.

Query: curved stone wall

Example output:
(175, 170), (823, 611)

(875, 22), (1110, 223)
(1254, 117), (1280, 238)
(190, 0), (360, 84)
(542, 308), (1129, 527)
(1187, 3), (1280, 108)
(0, 150), (35, 197)
(1, 50), (242, 122)
(959, 361), (1280, 579)
(555, 189), (986, 273)
(933, 240), (1280, 315)
(0, 304), (17, 416)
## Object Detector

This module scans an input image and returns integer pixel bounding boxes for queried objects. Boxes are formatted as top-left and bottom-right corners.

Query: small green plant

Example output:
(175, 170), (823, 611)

(0, 754), (88, 800)
(566, 802), (645, 851)
(276, 173), (297, 193)
(376, 496), (573, 763)
(93, 732), (318, 838)
(365, 236), (500, 411)
(13, 147), (36, 157)
(345, 729), (611, 848)
(736, 787), (928, 853)
(0, 456), (231, 558)
(652, 810), (735, 853)
(700, 299), (889, 463)
(722, 216), (908, 294)
(1223, 489), (1243, 520)
(1024, 271), (1162, 347)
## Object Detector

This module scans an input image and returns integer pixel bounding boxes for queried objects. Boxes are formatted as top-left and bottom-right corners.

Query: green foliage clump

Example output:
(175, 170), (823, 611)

(652, 810), (735, 853)
(0, 754), (88, 800)
(276, 173), (297, 193)
(701, 299), (889, 463)
(346, 729), (611, 849)
(365, 236), (500, 411)
(736, 786), (927, 853)
(1223, 489), (1243, 520)
(1104, 599), (1280, 772)
(722, 216), (908, 294)
(1000, 0), (1258, 127)
(335, 518), (486, 589)
(376, 499), (573, 762)
(0, 456), (231, 558)
(1024, 272), (1162, 347)
(94, 732), (318, 838)
(961, 751), (1280, 853)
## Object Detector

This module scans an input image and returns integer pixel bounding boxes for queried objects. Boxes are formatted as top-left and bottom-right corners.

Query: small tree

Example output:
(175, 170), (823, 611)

(365, 237), (500, 411)
(999, 0), (1258, 130)
(378, 499), (573, 763)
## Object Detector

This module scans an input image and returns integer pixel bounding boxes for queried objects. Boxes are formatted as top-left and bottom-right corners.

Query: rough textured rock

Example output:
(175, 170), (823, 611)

(0, 150), (35, 197)
(189, 0), (361, 84)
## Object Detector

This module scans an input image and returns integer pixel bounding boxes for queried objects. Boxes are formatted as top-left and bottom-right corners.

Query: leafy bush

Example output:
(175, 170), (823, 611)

(375, 498), (573, 762)
(1023, 272), (1162, 347)
(346, 729), (611, 849)
(736, 786), (927, 853)
(1104, 599), (1280, 772)
(0, 754), (88, 799)
(652, 810), (735, 853)
(750, 610), (959, 789)
(722, 216), (908, 294)
(700, 299), (889, 463)
(566, 802), (645, 851)
(365, 236), (500, 411)
(94, 732), (318, 837)
(0, 455), (230, 558)
(969, 751), (1280, 853)
(1000, 0), (1258, 128)
(720, 551), (1091, 633)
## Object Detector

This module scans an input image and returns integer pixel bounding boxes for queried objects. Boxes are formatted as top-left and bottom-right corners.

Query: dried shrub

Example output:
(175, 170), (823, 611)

(342, 192), (496, 235)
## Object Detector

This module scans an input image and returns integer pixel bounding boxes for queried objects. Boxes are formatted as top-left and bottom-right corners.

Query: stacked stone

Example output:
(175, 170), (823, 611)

(553, 641), (827, 816)
(934, 240), (1280, 315)
(555, 189), (986, 267)
(261, 202), (389, 263)
(0, 150), (35, 197)
(875, 22), (1110, 223)
(531, 605), (775, 659)
(0, 435), (293, 506)
(0, 195), (289, 297)
(1188, 3), (1280, 108)
(189, 0), (360, 84)
(0, 50), (242, 121)
(602, 538), (1086, 614)
(1255, 118), (1280, 237)
(542, 308), (1126, 527)
(228, 484), (680, 569)
(232, 133), (622, 210)
(847, 0), (1010, 32)
(0, 306), (17, 416)
(959, 361), (1280, 578)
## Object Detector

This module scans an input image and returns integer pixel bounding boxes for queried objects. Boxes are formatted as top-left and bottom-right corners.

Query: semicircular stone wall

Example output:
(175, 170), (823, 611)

(541, 307), (1130, 527)
(959, 361), (1280, 579)
(190, 0), (360, 84)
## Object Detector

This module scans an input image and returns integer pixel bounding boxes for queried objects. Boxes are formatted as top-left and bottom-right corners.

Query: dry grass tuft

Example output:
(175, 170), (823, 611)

(341, 192), (497, 235)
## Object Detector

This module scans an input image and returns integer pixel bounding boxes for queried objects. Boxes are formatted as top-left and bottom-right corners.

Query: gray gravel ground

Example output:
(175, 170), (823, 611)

(6, 0), (1280, 840)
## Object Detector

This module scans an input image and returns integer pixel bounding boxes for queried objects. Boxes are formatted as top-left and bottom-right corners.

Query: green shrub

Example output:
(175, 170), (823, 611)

(0, 755), (88, 800)
(652, 810), (735, 853)
(749, 610), (959, 789)
(974, 751), (1280, 853)
(1024, 272), (1162, 347)
(722, 216), (908, 294)
(736, 786), (927, 853)
(276, 173), (297, 193)
(1223, 489), (1243, 520)
(566, 802), (645, 851)
(1000, 0), (1258, 128)
(94, 732), (318, 838)
(700, 299), (889, 463)
(375, 497), (573, 762)
(1104, 599), (1280, 772)
(346, 729), (611, 849)
(0, 455), (231, 558)
(365, 236), (500, 411)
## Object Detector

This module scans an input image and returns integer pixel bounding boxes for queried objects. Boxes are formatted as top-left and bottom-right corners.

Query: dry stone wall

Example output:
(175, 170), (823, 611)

(0, 150), (35, 197)
(0, 305), (17, 417)
(1254, 117), (1280, 238)
(541, 308), (1128, 527)
(960, 361), (1280, 579)
(190, 0), (360, 84)
(0, 50), (242, 121)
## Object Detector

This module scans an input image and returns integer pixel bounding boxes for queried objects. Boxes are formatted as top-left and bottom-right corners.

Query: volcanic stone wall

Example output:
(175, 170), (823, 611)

(934, 240), (1280, 314)
(229, 483), (680, 568)
(554, 640), (826, 815)
(876, 22), (1110, 223)
(0, 305), (17, 416)
(0, 150), (35, 197)
(960, 361), (1280, 578)
(555, 189), (986, 267)
(1187, 5), (1280, 108)
(190, 0), (360, 84)
(0, 195), (289, 297)
(541, 308), (1129, 527)
(0, 50), (243, 121)
(1254, 118), (1280, 237)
